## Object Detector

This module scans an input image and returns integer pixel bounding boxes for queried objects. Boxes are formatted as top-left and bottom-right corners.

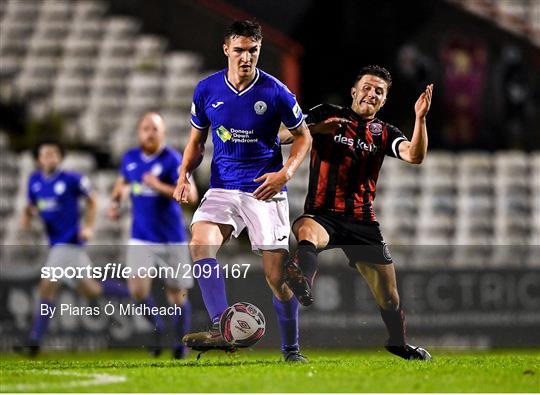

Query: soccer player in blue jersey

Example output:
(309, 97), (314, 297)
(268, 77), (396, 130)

(173, 20), (312, 362)
(109, 111), (197, 359)
(18, 140), (130, 356)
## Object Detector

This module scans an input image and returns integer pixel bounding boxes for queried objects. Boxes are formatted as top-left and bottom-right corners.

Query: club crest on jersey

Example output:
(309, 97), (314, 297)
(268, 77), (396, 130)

(369, 122), (383, 136)
(54, 181), (66, 195)
(151, 163), (163, 176)
(254, 101), (267, 115)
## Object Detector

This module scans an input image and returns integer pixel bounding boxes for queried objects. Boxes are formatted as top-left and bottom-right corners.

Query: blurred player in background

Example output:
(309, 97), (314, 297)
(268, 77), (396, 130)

(109, 112), (197, 359)
(282, 65), (432, 360)
(17, 140), (130, 356)
(173, 20), (312, 362)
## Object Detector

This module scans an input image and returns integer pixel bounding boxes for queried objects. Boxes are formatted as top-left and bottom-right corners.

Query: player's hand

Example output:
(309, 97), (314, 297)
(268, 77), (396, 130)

(107, 200), (121, 221)
(142, 172), (161, 190)
(415, 84), (433, 119)
(79, 226), (94, 242)
(173, 176), (191, 204)
(20, 206), (36, 230)
(310, 117), (351, 134)
(253, 170), (287, 201)
(20, 216), (31, 230)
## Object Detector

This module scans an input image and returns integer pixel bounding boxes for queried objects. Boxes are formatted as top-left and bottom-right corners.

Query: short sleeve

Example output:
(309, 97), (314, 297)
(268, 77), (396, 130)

(120, 153), (130, 180)
(27, 178), (37, 205)
(385, 125), (408, 160)
(275, 85), (304, 130)
(305, 103), (343, 125)
(73, 173), (92, 197)
(190, 82), (210, 130)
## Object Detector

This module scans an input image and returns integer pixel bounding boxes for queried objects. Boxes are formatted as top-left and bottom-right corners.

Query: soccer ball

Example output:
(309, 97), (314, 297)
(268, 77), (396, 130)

(219, 302), (266, 347)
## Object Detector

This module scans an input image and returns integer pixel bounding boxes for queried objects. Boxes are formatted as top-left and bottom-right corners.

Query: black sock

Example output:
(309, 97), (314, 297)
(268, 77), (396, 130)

(296, 240), (318, 284)
(379, 307), (407, 347)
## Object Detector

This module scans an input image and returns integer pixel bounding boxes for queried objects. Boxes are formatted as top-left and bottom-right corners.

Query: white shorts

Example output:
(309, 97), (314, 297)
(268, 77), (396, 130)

(191, 188), (290, 254)
(43, 244), (93, 288)
(126, 239), (194, 289)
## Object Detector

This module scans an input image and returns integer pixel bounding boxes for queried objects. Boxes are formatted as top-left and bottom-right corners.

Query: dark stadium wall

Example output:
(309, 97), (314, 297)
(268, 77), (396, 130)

(106, 0), (286, 78)
(290, 0), (540, 150)
(105, 0), (539, 150)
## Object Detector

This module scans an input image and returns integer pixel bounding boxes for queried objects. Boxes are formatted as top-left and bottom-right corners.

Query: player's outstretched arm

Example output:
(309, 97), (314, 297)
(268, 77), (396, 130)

(80, 192), (97, 241)
(399, 84), (433, 164)
(174, 127), (207, 204)
(254, 121), (312, 200)
(108, 176), (127, 221)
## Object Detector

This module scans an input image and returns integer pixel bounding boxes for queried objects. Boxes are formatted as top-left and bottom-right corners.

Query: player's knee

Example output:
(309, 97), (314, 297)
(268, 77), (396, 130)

(166, 288), (187, 305)
(189, 238), (213, 259)
(130, 288), (149, 301)
(296, 224), (319, 245)
(39, 280), (58, 299)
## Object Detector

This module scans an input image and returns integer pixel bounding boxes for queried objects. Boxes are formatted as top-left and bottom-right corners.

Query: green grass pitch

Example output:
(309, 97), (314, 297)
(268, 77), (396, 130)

(1, 349), (538, 392)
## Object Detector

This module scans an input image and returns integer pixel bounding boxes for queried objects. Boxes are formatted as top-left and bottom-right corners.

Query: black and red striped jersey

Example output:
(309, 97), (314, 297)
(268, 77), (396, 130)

(304, 103), (408, 222)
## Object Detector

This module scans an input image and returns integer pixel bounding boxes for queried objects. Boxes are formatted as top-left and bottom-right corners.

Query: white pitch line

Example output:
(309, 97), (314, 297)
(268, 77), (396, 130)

(1, 370), (127, 392)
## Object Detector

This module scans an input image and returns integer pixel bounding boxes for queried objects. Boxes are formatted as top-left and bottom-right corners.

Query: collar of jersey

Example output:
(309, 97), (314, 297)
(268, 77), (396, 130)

(140, 145), (165, 162)
(39, 168), (62, 182)
(224, 68), (260, 96)
(347, 107), (379, 125)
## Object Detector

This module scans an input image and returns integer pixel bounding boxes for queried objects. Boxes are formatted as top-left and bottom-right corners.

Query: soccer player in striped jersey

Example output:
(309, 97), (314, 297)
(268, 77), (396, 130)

(282, 66), (433, 360)
(17, 141), (130, 356)
(109, 112), (197, 359)
(173, 20), (312, 362)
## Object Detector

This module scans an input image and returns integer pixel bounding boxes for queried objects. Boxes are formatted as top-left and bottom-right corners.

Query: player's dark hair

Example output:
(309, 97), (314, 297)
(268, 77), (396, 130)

(32, 139), (65, 160)
(224, 20), (263, 42)
(354, 65), (393, 90)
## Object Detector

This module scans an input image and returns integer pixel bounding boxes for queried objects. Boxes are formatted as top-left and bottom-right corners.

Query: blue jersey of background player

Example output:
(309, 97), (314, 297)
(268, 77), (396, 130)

(109, 112), (198, 359)
(27, 163), (91, 247)
(174, 20), (312, 362)
(17, 141), (129, 356)
(120, 144), (187, 243)
(190, 67), (304, 192)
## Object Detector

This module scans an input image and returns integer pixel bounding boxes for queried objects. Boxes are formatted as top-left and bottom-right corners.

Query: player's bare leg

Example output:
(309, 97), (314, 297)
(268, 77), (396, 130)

(76, 278), (103, 299)
(263, 249), (307, 363)
(183, 221), (235, 352)
(77, 276), (130, 300)
(356, 262), (431, 360)
(285, 217), (329, 306)
(166, 286), (191, 359)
